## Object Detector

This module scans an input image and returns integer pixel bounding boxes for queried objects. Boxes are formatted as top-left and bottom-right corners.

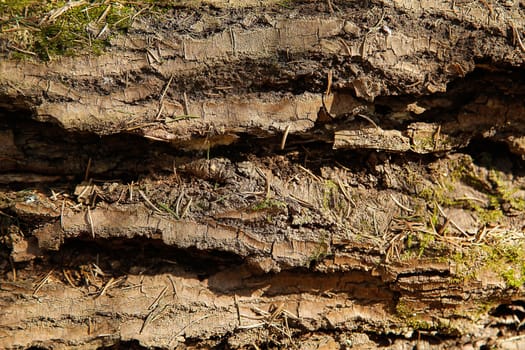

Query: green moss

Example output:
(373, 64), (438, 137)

(476, 207), (504, 223)
(450, 240), (525, 289)
(416, 181), (459, 208)
(252, 198), (286, 211)
(395, 300), (413, 318)
(501, 268), (525, 288)
(322, 180), (338, 210)
(308, 231), (329, 265)
(416, 156), (523, 226)
(0, 0), (153, 60)
(417, 232), (435, 258)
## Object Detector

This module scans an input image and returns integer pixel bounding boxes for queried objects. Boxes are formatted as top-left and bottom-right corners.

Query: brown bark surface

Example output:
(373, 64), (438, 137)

(1, 0), (525, 349)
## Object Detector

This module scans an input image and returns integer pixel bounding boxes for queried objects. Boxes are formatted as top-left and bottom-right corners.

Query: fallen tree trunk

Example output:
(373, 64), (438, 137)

(1, 0), (525, 349)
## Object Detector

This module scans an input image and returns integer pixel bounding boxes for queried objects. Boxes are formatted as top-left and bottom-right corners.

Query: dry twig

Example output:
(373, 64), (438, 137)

(33, 269), (54, 296)
(138, 189), (162, 213)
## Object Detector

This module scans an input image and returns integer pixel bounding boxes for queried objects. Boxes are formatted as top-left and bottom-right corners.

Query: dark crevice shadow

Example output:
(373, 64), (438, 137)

(463, 138), (525, 176)
(6, 236), (397, 300)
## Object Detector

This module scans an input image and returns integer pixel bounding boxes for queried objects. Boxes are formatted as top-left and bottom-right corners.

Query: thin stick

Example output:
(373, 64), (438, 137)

(96, 277), (115, 298)
(84, 158), (92, 181)
(455, 196), (486, 204)
(280, 125), (291, 150)
(255, 167), (272, 198)
(97, 4), (111, 24)
(436, 203), (467, 236)
(327, 0), (334, 14)
(337, 179), (356, 207)
(33, 269), (54, 296)
(7, 44), (37, 56)
(180, 198), (192, 219)
(138, 190), (162, 213)
(60, 200), (65, 229)
(325, 69), (333, 96)
(146, 48), (160, 63)
(357, 113), (379, 129)
(129, 182), (134, 201)
(76, 179), (93, 202)
(96, 23), (109, 39)
(174, 189), (185, 217)
(131, 5), (153, 22)
(512, 24), (525, 53)
(237, 322), (265, 329)
(234, 294), (242, 326)
(9, 256), (16, 281)
(62, 269), (79, 288)
(168, 275), (178, 298)
(297, 165), (322, 182)
(289, 193), (316, 210)
(390, 194), (414, 213)
(172, 315), (212, 339)
(148, 285), (168, 311)
(140, 304), (170, 334)
(155, 102), (164, 120)
(140, 274), (145, 294)
(40, 0), (87, 25)
(143, 135), (166, 142)
(183, 92), (190, 115)
(86, 207), (95, 238)
(339, 38), (352, 56)
(159, 75), (174, 104)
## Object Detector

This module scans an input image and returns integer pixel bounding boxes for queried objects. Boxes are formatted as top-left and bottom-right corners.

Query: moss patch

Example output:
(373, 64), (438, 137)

(0, 0), (153, 60)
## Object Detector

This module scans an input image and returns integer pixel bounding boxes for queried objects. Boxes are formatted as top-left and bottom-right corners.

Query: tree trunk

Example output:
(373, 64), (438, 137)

(1, 1), (525, 349)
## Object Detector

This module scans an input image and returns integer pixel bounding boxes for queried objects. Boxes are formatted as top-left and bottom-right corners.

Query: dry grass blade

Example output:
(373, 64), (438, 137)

(511, 24), (525, 53)
(62, 269), (77, 288)
(325, 69), (333, 96)
(237, 322), (265, 329)
(40, 0), (88, 25)
(6, 44), (37, 56)
(140, 304), (170, 334)
(170, 314), (212, 343)
(148, 285), (168, 311)
(167, 275), (178, 298)
(234, 294), (242, 326)
(280, 124), (291, 150)
(436, 203), (467, 236)
(87, 207), (95, 239)
(96, 4), (111, 24)
(183, 92), (190, 115)
(327, 0), (335, 14)
(91, 263), (105, 277)
(180, 197), (192, 219)
(390, 193), (414, 213)
(96, 277), (115, 298)
(336, 179), (356, 207)
(289, 193), (316, 210)
(138, 189), (162, 213)
(33, 269), (54, 296)
(297, 165), (322, 183)
(356, 113), (379, 129)
(255, 167), (272, 198)
(96, 23), (109, 39)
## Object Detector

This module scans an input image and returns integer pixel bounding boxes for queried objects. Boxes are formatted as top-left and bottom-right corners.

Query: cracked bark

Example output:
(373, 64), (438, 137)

(1, 0), (525, 349)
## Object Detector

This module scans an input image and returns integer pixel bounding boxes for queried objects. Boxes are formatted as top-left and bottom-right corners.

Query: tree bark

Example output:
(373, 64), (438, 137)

(1, 0), (525, 349)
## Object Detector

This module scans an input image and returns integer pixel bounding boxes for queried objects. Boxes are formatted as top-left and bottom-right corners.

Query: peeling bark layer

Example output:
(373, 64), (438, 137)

(1, 0), (525, 349)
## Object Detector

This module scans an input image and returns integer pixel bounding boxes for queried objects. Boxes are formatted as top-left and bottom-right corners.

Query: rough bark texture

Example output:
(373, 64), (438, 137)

(1, 0), (525, 349)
